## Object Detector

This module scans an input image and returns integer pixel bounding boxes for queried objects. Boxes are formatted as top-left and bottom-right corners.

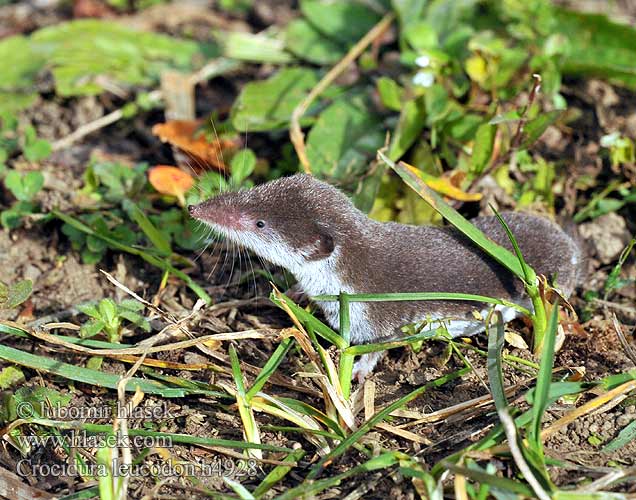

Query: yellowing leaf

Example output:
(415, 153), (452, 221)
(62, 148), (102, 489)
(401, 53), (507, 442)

(465, 55), (488, 85)
(401, 162), (482, 202)
(148, 166), (194, 205)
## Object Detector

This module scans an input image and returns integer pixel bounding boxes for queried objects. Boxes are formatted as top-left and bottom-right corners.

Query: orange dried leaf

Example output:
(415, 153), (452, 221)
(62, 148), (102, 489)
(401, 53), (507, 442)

(152, 120), (237, 170)
(148, 166), (194, 205)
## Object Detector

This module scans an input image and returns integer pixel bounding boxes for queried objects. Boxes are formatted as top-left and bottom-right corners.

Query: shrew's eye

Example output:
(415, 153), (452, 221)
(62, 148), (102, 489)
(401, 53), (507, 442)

(256, 220), (266, 229)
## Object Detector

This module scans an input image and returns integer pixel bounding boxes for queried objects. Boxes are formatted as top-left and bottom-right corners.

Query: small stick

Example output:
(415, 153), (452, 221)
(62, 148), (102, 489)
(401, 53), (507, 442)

(290, 12), (395, 173)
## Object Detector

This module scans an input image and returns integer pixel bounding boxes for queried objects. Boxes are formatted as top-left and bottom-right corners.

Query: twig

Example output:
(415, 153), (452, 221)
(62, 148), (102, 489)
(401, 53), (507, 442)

(289, 12), (395, 173)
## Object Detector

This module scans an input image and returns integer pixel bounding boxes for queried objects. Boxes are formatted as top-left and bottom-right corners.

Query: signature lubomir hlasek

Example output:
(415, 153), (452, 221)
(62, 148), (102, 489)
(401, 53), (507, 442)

(189, 174), (585, 381)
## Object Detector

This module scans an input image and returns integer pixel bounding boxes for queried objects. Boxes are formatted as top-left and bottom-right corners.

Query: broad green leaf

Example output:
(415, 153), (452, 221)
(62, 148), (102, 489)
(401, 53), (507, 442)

(387, 97), (426, 161)
(4, 170), (44, 202)
(305, 93), (384, 187)
(4, 279), (33, 309)
(230, 148), (257, 185)
(377, 77), (404, 111)
(300, 0), (381, 46)
(0, 36), (42, 114)
(80, 319), (106, 338)
(31, 19), (207, 96)
(231, 67), (318, 132)
(471, 122), (496, 174)
(555, 8), (636, 89)
(391, 0), (427, 29)
(285, 19), (345, 65)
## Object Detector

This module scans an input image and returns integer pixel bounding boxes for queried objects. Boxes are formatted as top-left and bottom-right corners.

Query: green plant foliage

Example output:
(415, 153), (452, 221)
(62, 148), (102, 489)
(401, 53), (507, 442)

(4, 170), (44, 202)
(305, 94), (384, 185)
(0, 36), (43, 114)
(285, 19), (345, 64)
(78, 298), (150, 343)
(31, 20), (208, 97)
(231, 67), (319, 132)
(0, 279), (33, 310)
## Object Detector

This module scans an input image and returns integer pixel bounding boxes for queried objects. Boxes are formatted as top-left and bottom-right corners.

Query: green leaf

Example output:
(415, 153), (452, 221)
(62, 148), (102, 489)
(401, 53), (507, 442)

(30, 19), (206, 97)
(300, 0), (381, 46)
(0, 366), (25, 390)
(230, 148), (257, 185)
(231, 67), (318, 132)
(23, 126), (52, 162)
(0, 36), (43, 114)
(520, 110), (562, 149)
(487, 312), (508, 412)
(4, 279), (33, 309)
(391, 0), (426, 29)
(4, 170), (44, 201)
(305, 93), (384, 185)
(471, 122), (496, 174)
(555, 8), (636, 89)
(285, 19), (345, 65)
(377, 77), (404, 111)
(0, 344), (207, 397)
(80, 319), (107, 338)
(77, 303), (100, 319)
(123, 200), (172, 256)
(528, 301), (560, 449)
(387, 97), (426, 161)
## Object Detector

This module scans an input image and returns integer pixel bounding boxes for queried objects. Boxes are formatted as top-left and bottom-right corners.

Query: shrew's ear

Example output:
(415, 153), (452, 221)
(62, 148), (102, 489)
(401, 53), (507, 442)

(305, 228), (335, 261)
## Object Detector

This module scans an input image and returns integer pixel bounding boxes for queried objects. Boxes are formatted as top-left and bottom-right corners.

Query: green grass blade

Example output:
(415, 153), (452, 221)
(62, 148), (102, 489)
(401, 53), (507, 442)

(123, 199), (172, 256)
(441, 461), (534, 496)
(252, 448), (306, 498)
(377, 152), (526, 280)
(25, 418), (291, 452)
(602, 419), (636, 452)
(246, 338), (293, 401)
(313, 292), (531, 315)
(276, 453), (400, 500)
(529, 301), (560, 449)
(223, 477), (255, 499)
(338, 293), (354, 399)
(486, 312), (509, 411)
(308, 367), (470, 479)
(0, 344), (208, 397)
(270, 290), (346, 349)
(490, 204), (536, 286)
(229, 345), (262, 459)
(343, 328), (443, 355)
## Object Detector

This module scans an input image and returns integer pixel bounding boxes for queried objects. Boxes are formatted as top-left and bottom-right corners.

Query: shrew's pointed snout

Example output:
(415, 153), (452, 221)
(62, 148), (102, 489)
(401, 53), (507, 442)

(188, 204), (197, 216)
